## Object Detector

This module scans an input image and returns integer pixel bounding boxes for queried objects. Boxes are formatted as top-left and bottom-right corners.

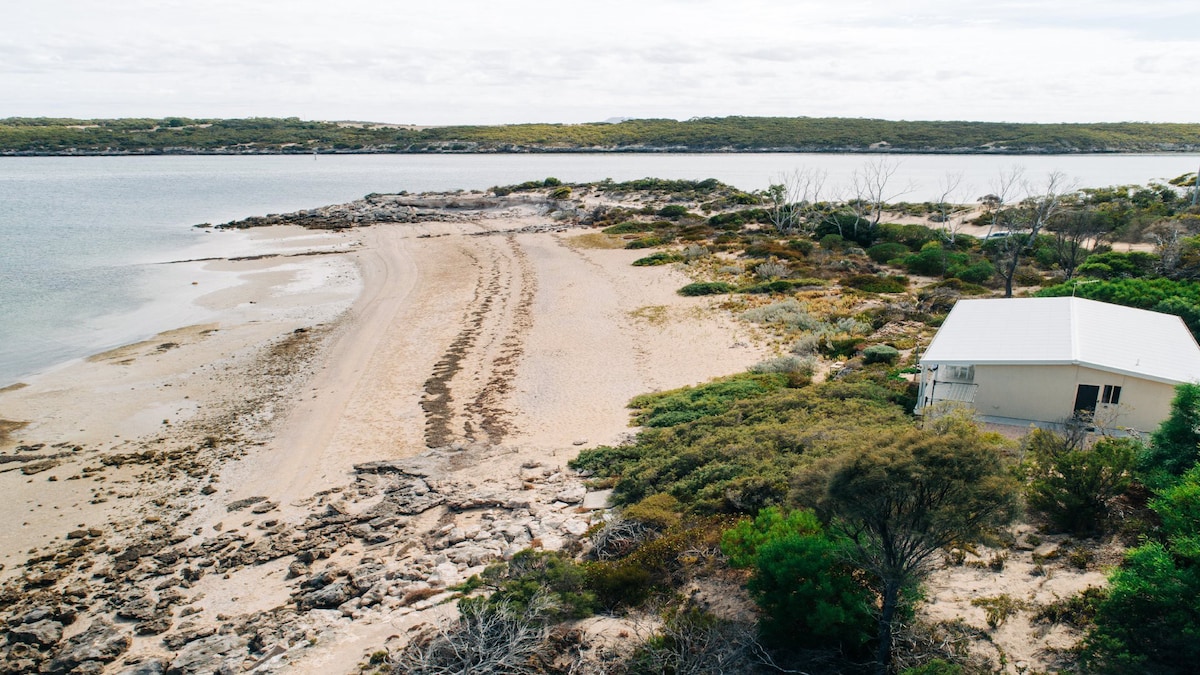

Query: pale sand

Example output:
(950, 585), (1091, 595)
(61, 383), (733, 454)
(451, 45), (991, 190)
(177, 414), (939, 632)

(0, 212), (767, 671)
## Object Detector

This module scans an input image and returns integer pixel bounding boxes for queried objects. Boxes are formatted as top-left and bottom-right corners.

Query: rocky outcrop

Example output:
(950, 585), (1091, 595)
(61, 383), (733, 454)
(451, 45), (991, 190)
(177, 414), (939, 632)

(0, 444), (607, 674)
(214, 193), (557, 230)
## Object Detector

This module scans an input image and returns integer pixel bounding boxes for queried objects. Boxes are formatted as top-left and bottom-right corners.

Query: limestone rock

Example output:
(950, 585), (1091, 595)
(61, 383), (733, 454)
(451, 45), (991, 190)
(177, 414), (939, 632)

(44, 620), (130, 674)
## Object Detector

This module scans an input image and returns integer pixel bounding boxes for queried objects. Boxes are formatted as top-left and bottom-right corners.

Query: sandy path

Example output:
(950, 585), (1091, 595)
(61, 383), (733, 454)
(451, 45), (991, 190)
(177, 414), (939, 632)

(202, 220), (766, 527)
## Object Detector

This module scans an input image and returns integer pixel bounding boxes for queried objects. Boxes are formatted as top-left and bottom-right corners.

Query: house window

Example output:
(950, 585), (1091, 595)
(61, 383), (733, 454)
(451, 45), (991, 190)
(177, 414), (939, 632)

(943, 365), (975, 382)
(1102, 385), (1122, 405)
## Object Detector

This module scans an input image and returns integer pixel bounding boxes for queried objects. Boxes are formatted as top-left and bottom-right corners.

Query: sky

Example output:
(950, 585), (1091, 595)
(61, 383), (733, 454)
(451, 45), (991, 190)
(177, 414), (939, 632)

(3, 0), (1199, 125)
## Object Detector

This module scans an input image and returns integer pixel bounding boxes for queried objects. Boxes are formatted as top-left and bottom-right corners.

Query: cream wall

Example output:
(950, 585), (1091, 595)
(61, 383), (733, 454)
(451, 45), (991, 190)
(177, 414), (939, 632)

(969, 364), (1177, 432)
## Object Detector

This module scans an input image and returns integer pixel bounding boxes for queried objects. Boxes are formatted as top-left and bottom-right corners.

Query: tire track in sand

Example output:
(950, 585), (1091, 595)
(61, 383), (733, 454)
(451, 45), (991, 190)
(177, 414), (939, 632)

(466, 235), (536, 444)
(419, 235), (534, 447)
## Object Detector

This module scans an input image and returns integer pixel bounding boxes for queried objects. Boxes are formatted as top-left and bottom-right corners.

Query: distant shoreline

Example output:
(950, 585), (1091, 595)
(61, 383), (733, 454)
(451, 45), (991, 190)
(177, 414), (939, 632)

(5, 115), (1199, 156)
(3, 146), (1197, 157)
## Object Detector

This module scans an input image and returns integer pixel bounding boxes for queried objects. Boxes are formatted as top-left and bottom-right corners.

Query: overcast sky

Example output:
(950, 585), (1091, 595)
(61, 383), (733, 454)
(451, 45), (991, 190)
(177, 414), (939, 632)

(4, 0), (1199, 125)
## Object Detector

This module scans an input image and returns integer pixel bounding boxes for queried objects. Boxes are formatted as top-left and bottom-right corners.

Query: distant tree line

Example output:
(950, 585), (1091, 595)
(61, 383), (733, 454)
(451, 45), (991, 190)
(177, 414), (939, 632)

(3, 116), (1200, 154)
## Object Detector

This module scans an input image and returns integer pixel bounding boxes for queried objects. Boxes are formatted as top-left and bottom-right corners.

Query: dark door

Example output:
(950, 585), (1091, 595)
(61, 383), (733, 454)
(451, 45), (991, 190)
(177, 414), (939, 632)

(1074, 384), (1100, 413)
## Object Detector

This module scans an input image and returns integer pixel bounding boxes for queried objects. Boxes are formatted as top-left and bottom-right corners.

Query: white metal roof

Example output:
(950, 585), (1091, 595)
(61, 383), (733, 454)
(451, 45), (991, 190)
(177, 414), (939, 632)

(920, 296), (1200, 384)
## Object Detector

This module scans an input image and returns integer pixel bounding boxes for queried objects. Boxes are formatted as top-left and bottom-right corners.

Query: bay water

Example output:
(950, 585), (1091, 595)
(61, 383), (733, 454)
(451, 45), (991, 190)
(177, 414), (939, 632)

(2, 153), (1198, 385)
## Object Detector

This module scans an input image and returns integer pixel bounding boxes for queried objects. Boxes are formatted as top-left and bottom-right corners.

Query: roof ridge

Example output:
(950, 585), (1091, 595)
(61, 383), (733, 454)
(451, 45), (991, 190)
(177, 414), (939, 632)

(1068, 296), (1081, 363)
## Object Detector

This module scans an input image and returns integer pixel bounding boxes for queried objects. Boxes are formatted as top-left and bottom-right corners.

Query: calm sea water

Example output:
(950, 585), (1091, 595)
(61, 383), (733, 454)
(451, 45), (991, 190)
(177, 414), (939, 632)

(2, 153), (1198, 385)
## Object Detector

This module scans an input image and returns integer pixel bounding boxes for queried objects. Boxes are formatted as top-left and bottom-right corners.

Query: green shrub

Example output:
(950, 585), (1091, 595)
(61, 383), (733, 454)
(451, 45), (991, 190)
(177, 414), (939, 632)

(1014, 265), (1044, 286)
(632, 251), (683, 266)
(624, 372), (788, 428)
(862, 344), (900, 365)
(478, 549), (597, 621)
(1140, 383), (1200, 485)
(820, 233), (847, 250)
(788, 238), (815, 255)
(603, 221), (654, 234)
(843, 274), (909, 293)
(677, 281), (734, 296)
(1077, 251), (1158, 279)
(624, 493), (683, 530)
(549, 185), (572, 199)
(627, 236), (670, 249)
(929, 278), (989, 295)
(657, 204), (690, 218)
(741, 298), (814, 327)
(582, 562), (653, 610)
(722, 508), (874, 650)
(902, 243), (969, 277)
(1085, 465), (1200, 671)
(739, 279), (826, 294)
(951, 261), (995, 284)
(877, 222), (941, 249)
(867, 242), (911, 264)
(1023, 429), (1137, 535)
(745, 240), (809, 261)
(1034, 587), (1107, 628)
(749, 355), (817, 376)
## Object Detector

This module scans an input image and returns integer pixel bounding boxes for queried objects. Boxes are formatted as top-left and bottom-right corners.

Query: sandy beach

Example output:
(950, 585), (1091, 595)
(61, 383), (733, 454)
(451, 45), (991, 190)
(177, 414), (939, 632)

(0, 197), (767, 673)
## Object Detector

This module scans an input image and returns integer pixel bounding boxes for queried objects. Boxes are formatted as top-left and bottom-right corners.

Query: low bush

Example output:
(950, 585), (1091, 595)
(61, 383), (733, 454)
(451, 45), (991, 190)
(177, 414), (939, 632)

(929, 278), (990, 295)
(722, 508), (875, 650)
(1023, 429), (1137, 535)
(678, 281), (734, 296)
(867, 242), (911, 264)
(754, 261), (791, 279)
(602, 220), (654, 235)
(632, 251), (683, 266)
(749, 355), (817, 376)
(658, 204), (691, 218)
(623, 372), (788, 428)
(862, 344), (900, 365)
(739, 279), (826, 294)
(476, 550), (597, 621)
(626, 236), (670, 249)
(745, 240), (809, 261)
(741, 298), (820, 328)
(951, 260), (995, 284)
(843, 274), (909, 293)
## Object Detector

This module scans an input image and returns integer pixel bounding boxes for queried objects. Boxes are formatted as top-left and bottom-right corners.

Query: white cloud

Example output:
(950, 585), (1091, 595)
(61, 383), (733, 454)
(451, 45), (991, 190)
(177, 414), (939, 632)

(2, 0), (1198, 123)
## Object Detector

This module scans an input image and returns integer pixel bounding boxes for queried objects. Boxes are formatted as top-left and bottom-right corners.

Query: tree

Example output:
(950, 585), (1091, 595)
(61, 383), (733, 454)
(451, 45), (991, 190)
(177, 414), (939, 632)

(993, 171), (1073, 297)
(765, 167), (828, 236)
(933, 170), (971, 246)
(1139, 383), (1200, 487)
(1047, 206), (1113, 280)
(841, 158), (911, 244)
(1085, 464), (1200, 673)
(816, 417), (1018, 674)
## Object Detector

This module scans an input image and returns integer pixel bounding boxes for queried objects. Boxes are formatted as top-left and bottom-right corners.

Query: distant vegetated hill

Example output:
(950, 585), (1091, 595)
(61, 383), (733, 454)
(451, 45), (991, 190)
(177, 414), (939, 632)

(2, 116), (1199, 155)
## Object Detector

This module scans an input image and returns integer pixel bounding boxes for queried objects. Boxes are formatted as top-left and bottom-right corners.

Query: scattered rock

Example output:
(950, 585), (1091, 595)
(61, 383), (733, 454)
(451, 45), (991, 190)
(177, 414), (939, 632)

(44, 620), (130, 674)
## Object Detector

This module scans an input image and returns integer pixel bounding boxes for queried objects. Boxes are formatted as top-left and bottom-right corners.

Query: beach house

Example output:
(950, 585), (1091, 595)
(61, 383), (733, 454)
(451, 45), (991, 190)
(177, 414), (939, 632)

(915, 296), (1200, 432)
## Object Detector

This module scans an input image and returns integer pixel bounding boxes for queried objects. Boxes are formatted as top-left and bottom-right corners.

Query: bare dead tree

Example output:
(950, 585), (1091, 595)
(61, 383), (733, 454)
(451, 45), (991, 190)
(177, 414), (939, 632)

(933, 170), (972, 245)
(994, 171), (1074, 297)
(841, 158), (912, 244)
(980, 165), (1025, 237)
(1146, 219), (1192, 277)
(765, 168), (828, 236)
(589, 517), (657, 561)
(390, 594), (557, 674)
